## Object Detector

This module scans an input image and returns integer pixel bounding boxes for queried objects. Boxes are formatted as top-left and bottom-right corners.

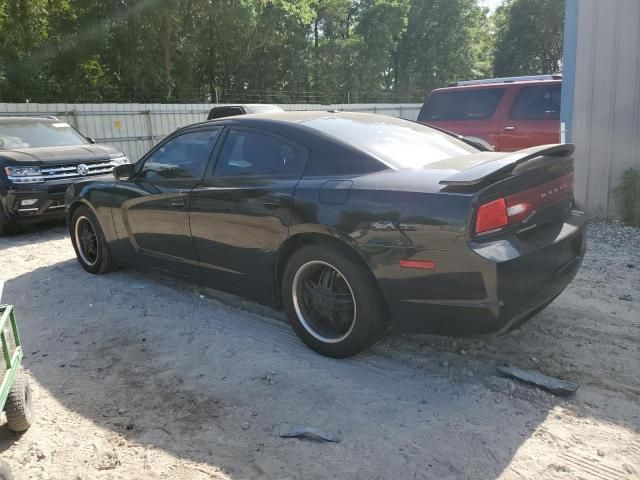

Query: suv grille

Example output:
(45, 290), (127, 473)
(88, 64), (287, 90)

(41, 160), (115, 180)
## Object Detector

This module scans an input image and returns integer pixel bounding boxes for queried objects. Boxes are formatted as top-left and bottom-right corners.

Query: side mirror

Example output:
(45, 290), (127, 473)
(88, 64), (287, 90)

(114, 163), (136, 180)
(86, 136), (97, 144)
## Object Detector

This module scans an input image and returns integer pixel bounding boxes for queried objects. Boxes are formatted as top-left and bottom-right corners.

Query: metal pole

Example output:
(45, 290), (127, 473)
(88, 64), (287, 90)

(146, 110), (154, 147)
(72, 109), (79, 129)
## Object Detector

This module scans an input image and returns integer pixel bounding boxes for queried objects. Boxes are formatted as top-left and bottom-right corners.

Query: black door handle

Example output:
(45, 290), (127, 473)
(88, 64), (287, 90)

(170, 198), (185, 210)
(261, 195), (282, 209)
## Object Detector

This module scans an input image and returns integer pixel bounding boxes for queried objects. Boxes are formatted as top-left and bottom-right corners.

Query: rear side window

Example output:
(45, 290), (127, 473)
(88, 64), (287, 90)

(510, 84), (561, 120)
(419, 88), (506, 121)
(214, 130), (305, 178)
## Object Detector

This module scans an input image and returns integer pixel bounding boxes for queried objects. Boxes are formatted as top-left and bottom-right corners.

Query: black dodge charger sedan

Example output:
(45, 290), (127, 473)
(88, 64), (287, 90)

(65, 112), (586, 358)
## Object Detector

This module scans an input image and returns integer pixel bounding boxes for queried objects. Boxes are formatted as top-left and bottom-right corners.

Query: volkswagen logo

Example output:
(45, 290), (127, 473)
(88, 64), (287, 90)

(77, 164), (90, 176)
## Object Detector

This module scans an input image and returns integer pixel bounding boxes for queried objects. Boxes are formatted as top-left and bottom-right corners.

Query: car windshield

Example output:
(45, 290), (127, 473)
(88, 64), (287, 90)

(0, 120), (89, 150)
(302, 115), (477, 169)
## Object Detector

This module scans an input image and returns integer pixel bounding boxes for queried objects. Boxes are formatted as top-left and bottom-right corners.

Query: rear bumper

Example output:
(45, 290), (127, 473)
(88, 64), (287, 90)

(381, 212), (586, 336)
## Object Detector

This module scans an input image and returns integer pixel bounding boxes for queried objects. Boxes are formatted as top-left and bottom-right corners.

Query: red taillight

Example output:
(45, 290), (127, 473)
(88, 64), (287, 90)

(475, 198), (508, 234)
(475, 173), (574, 235)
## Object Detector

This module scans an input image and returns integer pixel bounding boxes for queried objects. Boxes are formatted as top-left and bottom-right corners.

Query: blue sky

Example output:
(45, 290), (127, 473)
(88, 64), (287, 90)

(479, 0), (503, 11)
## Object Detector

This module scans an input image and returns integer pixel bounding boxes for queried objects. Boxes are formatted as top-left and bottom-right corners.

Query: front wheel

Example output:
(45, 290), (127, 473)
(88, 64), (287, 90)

(282, 243), (388, 358)
(0, 208), (20, 237)
(5, 372), (34, 433)
(70, 206), (116, 274)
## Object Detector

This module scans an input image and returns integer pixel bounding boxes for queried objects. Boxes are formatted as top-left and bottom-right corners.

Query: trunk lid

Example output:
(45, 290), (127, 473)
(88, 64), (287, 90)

(451, 144), (576, 237)
(435, 144), (574, 187)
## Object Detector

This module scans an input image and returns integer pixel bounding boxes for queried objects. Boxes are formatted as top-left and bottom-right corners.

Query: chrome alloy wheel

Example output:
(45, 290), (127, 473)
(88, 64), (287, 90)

(292, 260), (357, 343)
(75, 216), (99, 266)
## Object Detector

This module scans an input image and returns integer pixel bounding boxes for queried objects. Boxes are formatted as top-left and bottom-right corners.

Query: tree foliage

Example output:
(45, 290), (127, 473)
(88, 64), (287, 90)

(493, 0), (564, 77)
(0, 0), (562, 103)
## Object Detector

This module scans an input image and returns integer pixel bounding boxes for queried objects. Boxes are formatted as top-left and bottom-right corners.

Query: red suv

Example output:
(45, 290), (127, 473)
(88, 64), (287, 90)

(418, 75), (562, 152)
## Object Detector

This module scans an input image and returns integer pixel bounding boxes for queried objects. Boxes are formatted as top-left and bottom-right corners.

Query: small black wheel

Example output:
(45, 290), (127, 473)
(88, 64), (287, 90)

(0, 460), (14, 480)
(0, 208), (20, 237)
(70, 206), (115, 274)
(282, 242), (388, 358)
(5, 372), (34, 433)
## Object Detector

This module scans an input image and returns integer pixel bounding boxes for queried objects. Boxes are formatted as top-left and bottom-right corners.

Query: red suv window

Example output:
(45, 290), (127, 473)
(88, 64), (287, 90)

(510, 84), (561, 120)
(418, 88), (506, 122)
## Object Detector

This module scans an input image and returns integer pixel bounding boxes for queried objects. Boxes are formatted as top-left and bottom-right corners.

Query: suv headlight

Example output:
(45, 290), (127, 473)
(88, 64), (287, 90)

(110, 155), (130, 166)
(4, 166), (45, 184)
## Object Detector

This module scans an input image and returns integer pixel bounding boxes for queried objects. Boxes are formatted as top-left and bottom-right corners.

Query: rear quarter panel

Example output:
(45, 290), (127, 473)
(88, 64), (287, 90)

(291, 173), (473, 274)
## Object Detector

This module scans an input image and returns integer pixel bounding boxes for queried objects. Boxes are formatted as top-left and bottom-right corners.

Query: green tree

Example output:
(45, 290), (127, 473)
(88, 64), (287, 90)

(396, 0), (493, 99)
(493, 0), (564, 77)
(0, 0), (501, 103)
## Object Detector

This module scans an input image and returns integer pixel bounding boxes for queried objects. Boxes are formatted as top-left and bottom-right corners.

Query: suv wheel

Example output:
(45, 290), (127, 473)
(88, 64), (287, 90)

(70, 206), (116, 274)
(0, 208), (20, 237)
(282, 243), (388, 358)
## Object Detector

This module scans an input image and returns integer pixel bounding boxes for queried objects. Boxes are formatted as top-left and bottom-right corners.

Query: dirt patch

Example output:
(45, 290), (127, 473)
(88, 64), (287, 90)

(0, 221), (638, 479)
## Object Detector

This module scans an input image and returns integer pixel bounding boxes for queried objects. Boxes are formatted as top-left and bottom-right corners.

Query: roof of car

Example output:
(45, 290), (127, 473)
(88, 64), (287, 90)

(433, 78), (561, 93)
(200, 110), (409, 126)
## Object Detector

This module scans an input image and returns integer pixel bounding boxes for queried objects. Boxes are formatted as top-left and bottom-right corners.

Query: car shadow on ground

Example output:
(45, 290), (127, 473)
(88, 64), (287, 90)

(0, 226), (638, 479)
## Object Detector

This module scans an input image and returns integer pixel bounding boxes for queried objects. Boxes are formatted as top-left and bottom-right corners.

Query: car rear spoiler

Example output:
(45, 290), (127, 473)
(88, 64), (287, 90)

(439, 144), (575, 187)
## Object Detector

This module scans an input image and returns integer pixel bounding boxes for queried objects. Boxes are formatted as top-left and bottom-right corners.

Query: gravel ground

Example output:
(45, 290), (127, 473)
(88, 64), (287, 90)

(0, 221), (638, 480)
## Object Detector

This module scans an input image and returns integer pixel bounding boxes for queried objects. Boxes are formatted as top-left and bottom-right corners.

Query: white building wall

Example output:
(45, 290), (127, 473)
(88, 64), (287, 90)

(571, 0), (640, 218)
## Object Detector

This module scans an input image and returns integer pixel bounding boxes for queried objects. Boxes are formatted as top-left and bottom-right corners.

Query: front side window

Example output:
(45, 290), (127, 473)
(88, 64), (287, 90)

(0, 121), (89, 150)
(510, 84), (561, 120)
(140, 129), (221, 180)
(214, 130), (305, 177)
(419, 88), (506, 121)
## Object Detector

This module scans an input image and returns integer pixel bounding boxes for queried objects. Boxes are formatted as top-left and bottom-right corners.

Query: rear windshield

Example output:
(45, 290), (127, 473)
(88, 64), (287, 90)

(0, 121), (89, 149)
(419, 88), (505, 122)
(302, 115), (477, 170)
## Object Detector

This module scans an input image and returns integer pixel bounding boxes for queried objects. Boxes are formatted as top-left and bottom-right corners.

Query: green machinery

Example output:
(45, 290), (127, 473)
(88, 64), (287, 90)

(0, 304), (34, 480)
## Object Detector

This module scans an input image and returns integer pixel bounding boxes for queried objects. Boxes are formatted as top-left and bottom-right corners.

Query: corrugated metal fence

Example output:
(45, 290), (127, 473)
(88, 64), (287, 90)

(0, 103), (421, 162)
(566, 0), (640, 218)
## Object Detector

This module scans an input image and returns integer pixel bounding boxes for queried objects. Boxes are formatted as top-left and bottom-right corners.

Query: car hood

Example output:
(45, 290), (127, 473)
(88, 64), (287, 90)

(0, 144), (124, 166)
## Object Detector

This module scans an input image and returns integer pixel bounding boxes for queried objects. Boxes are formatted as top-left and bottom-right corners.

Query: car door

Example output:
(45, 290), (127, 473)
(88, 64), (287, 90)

(113, 128), (222, 276)
(498, 83), (561, 151)
(189, 127), (307, 298)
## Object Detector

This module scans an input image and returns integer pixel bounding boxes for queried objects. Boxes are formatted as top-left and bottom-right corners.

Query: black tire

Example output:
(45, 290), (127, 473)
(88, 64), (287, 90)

(5, 372), (34, 433)
(282, 242), (388, 358)
(0, 208), (20, 237)
(70, 205), (116, 274)
(0, 461), (14, 480)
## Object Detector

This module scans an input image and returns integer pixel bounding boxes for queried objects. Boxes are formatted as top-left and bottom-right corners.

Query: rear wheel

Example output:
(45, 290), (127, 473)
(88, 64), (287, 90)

(5, 372), (34, 433)
(282, 243), (388, 358)
(70, 206), (116, 274)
